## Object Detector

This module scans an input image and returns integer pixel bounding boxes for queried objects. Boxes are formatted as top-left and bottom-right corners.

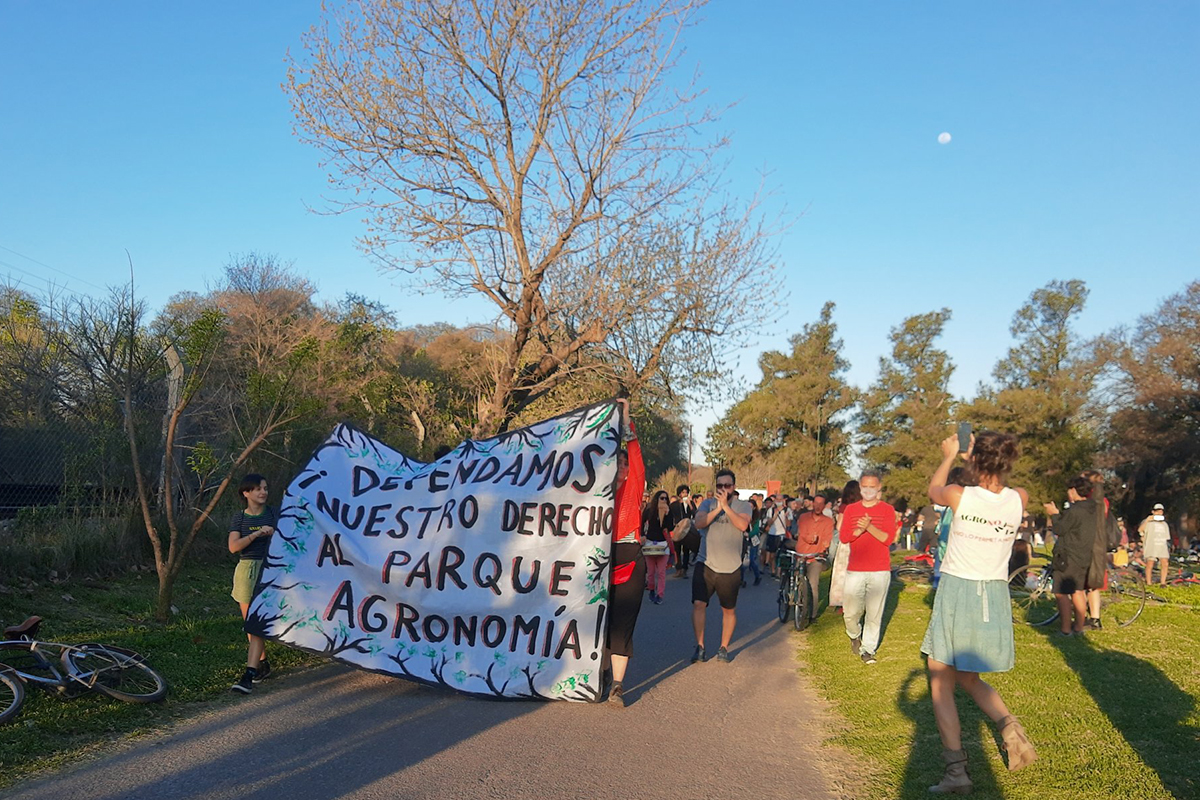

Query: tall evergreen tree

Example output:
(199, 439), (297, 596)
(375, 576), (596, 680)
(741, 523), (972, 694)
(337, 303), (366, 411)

(963, 279), (1098, 506)
(859, 309), (955, 507)
(704, 302), (856, 492)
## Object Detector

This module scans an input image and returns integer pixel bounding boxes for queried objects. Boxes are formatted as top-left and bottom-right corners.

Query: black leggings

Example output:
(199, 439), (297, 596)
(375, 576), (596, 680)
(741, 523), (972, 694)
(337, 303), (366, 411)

(607, 542), (646, 659)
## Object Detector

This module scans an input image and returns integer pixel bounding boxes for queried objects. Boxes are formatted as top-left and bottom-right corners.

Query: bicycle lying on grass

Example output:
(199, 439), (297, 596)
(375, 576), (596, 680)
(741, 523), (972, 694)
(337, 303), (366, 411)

(893, 548), (935, 584)
(0, 616), (167, 725)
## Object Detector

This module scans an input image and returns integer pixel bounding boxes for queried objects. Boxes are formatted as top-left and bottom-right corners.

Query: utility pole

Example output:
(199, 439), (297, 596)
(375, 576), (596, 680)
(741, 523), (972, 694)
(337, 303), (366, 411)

(687, 424), (693, 486)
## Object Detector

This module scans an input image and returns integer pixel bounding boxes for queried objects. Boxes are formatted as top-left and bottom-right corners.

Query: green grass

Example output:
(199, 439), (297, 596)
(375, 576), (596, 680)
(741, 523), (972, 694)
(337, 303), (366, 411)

(0, 563), (319, 789)
(799, 566), (1200, 800)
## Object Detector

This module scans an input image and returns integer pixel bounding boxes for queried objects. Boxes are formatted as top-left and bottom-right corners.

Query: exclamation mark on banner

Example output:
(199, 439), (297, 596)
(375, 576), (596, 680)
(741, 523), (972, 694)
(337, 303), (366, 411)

(591, 603), (606, 660)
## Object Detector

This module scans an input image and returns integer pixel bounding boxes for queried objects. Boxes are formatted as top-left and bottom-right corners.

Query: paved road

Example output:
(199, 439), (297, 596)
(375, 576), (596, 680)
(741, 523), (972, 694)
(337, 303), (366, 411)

(9, 573), (843, 800)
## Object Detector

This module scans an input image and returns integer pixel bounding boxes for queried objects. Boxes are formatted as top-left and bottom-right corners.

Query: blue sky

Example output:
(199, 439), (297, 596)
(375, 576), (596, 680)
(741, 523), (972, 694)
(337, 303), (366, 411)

(1, 2), (1196, 450)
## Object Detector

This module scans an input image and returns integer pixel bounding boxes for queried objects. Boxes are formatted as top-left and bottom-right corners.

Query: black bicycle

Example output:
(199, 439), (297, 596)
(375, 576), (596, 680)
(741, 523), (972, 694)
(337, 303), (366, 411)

(777, 550), (824, 631)
(1007, 562), (1146, 627)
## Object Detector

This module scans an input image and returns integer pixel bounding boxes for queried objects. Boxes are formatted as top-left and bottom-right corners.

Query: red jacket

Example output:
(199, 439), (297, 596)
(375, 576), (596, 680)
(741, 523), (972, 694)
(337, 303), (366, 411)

(611, 436), (645, 585)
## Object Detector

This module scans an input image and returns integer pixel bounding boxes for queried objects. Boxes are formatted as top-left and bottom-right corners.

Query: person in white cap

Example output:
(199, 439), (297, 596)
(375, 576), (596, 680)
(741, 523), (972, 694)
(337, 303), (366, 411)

(1139, 503), (1172, 586)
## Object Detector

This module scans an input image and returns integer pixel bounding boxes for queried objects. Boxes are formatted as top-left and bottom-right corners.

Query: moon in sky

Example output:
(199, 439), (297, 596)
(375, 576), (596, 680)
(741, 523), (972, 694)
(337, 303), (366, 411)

(938, 132), (952, 144)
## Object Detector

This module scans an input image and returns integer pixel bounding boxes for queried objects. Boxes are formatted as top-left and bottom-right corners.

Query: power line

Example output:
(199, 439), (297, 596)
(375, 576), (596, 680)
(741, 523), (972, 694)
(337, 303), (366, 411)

(0, 243), (109, 292)
(0, 258), (94, 303)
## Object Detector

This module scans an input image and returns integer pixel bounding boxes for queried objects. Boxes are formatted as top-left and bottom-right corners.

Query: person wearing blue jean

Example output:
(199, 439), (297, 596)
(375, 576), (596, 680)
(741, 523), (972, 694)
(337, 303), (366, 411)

(741, 494), (764, 587)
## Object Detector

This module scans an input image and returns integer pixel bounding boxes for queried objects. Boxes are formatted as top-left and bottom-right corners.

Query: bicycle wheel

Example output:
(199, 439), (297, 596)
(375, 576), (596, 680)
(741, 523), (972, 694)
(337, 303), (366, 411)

(0, 666), (24, 725)
(777, 573), (792, 623)
(895, 566), (933, 585)
(1008, 566), (1059, 626)
(1103, 567), (1146, 627)
(793, 577), (812, 631)
(62, 644), (167, 703)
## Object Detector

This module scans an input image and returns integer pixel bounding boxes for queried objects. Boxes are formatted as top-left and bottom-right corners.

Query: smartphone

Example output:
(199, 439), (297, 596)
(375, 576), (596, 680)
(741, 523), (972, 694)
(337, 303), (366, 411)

(957, 421), (973, 453)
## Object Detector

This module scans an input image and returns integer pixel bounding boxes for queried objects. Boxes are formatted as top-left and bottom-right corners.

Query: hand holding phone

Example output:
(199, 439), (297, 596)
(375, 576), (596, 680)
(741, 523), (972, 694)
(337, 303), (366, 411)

(957, 422), (973, 454)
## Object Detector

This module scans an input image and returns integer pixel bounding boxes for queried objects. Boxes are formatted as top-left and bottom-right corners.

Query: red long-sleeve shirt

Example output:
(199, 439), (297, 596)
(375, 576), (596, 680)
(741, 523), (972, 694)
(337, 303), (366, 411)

(839, 501), (898, 572)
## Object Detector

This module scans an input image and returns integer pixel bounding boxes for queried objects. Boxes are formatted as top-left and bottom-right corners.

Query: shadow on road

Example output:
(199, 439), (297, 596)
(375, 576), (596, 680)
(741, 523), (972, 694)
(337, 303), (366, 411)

(75, 666), (540, 800)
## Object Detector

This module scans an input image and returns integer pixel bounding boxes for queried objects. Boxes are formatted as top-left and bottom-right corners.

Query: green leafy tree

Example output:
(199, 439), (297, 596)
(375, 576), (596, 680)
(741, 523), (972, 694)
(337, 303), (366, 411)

(963, 279), (1098, 506)
(705, 302), (856, 492)
(1099, 281), (1200, 520)
(859, 309), (955, 507)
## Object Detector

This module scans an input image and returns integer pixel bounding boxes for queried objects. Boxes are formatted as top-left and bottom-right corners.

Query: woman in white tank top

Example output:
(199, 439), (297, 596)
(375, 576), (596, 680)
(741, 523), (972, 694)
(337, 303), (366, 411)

(921, 431), (1037, 794)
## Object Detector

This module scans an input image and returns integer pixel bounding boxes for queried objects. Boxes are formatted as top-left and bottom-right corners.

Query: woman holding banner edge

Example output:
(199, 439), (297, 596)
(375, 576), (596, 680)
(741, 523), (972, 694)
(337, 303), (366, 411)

(606, 401), (646, 707)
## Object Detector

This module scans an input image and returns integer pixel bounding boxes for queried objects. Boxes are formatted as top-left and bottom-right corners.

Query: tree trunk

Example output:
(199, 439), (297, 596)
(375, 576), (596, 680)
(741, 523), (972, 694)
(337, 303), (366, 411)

(155, 567), (175, 623)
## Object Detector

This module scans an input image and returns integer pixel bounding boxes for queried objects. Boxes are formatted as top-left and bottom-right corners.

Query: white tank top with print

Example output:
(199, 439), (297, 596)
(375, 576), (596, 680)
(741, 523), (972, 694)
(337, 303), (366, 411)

(940, 485), (1023, 582)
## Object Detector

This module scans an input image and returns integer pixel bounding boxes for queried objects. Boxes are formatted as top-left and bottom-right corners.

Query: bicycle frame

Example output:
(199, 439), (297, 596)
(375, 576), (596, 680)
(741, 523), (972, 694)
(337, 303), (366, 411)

(0, 639), (123, 695)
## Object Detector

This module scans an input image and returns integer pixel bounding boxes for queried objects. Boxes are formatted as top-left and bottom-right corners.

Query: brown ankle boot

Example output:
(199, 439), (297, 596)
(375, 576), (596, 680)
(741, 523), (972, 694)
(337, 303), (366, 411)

(999, 715), (1038, 771)
(928, 748), (972, 794)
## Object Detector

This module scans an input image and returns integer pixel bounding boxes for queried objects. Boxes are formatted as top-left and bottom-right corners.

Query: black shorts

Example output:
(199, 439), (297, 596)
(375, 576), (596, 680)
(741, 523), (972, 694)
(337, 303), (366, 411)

(692, 564), (741, 609)
(765, 535), (783, 553)
(1052, 556), (1089, 595)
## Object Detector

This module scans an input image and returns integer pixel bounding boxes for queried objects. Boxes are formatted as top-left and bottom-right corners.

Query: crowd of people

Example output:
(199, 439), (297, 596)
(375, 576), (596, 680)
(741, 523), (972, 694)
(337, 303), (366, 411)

(607, 415), (1188, 794)
(223, 405), (1187, 795)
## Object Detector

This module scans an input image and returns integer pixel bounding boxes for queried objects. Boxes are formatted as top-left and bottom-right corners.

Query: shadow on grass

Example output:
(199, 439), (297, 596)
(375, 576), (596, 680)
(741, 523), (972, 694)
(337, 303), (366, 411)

(1048, 631), (1198, 799)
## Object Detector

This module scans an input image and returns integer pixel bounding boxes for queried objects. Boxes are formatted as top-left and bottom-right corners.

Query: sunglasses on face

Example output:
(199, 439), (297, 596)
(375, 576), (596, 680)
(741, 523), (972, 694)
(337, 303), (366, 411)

(716, 483), (733, 489)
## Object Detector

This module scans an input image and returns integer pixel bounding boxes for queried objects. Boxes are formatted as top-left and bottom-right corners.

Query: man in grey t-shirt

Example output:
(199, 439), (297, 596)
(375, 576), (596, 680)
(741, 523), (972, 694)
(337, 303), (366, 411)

(690, 468), (752, 663)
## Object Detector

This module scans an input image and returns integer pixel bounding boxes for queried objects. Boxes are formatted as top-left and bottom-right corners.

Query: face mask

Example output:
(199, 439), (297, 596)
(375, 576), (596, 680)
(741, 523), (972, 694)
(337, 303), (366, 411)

(860, 487), (880, 501)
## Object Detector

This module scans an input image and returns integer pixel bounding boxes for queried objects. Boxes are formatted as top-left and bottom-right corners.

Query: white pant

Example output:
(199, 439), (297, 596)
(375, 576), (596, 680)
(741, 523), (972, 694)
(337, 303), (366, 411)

(842, 570), (890, 654)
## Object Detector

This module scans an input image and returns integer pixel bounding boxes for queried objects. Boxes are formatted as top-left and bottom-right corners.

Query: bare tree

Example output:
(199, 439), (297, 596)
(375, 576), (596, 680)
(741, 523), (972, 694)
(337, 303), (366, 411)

(46, 267), (320, 621)
(288, 0), (776, 434)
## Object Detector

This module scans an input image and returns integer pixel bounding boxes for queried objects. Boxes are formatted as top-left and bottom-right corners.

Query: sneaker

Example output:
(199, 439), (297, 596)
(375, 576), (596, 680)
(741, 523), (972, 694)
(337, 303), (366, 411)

(753, 576), (762, 586)
(861, 651), (877, 665)
(715, 646), (731, 663)
(231, 668), (256, 694)
(607, 681), (625, 707)
(1084, 617), (1103, 631)
(691, 645), (706, 663)
(849, 636), (862, 656)
(252, 660), (271, 682)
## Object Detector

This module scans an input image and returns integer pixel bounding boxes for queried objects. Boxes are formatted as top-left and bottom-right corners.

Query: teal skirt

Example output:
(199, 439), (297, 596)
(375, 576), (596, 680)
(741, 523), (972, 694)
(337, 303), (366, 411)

(921, 573), (1014, 673)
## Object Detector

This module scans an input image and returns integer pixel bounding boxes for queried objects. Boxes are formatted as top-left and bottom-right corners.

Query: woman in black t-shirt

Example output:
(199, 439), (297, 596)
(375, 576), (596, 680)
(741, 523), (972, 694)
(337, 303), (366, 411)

(641, 490), (674, 604)
(228, 473), (278, 694)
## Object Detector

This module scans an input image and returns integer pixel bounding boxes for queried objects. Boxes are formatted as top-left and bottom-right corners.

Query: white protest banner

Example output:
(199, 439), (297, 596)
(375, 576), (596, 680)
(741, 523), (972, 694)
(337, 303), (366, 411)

(244, 400), (621, 702)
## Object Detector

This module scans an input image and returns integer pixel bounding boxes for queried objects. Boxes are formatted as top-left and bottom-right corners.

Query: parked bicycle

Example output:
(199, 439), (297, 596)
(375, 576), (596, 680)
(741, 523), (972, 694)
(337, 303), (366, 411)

(1007, 562), (1146, 628)
(0, 616), (167, 725)
(776, 549), (824, 630)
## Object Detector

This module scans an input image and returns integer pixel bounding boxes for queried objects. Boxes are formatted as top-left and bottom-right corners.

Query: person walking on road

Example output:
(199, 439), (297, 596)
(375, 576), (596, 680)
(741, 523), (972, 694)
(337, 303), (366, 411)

(839, 471), (896, 665)
(763, 494), (791, 578)
(605, 419), (647, 707)
(690, 468), (752, 664)
(228, 474), (278, 694)
(641, 490), (674, 604)
(671, 485), (699, 578)
(794, 494), (835, 621)
(1140, 503), (1172, 585)
(923, 431), (1037, 793)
